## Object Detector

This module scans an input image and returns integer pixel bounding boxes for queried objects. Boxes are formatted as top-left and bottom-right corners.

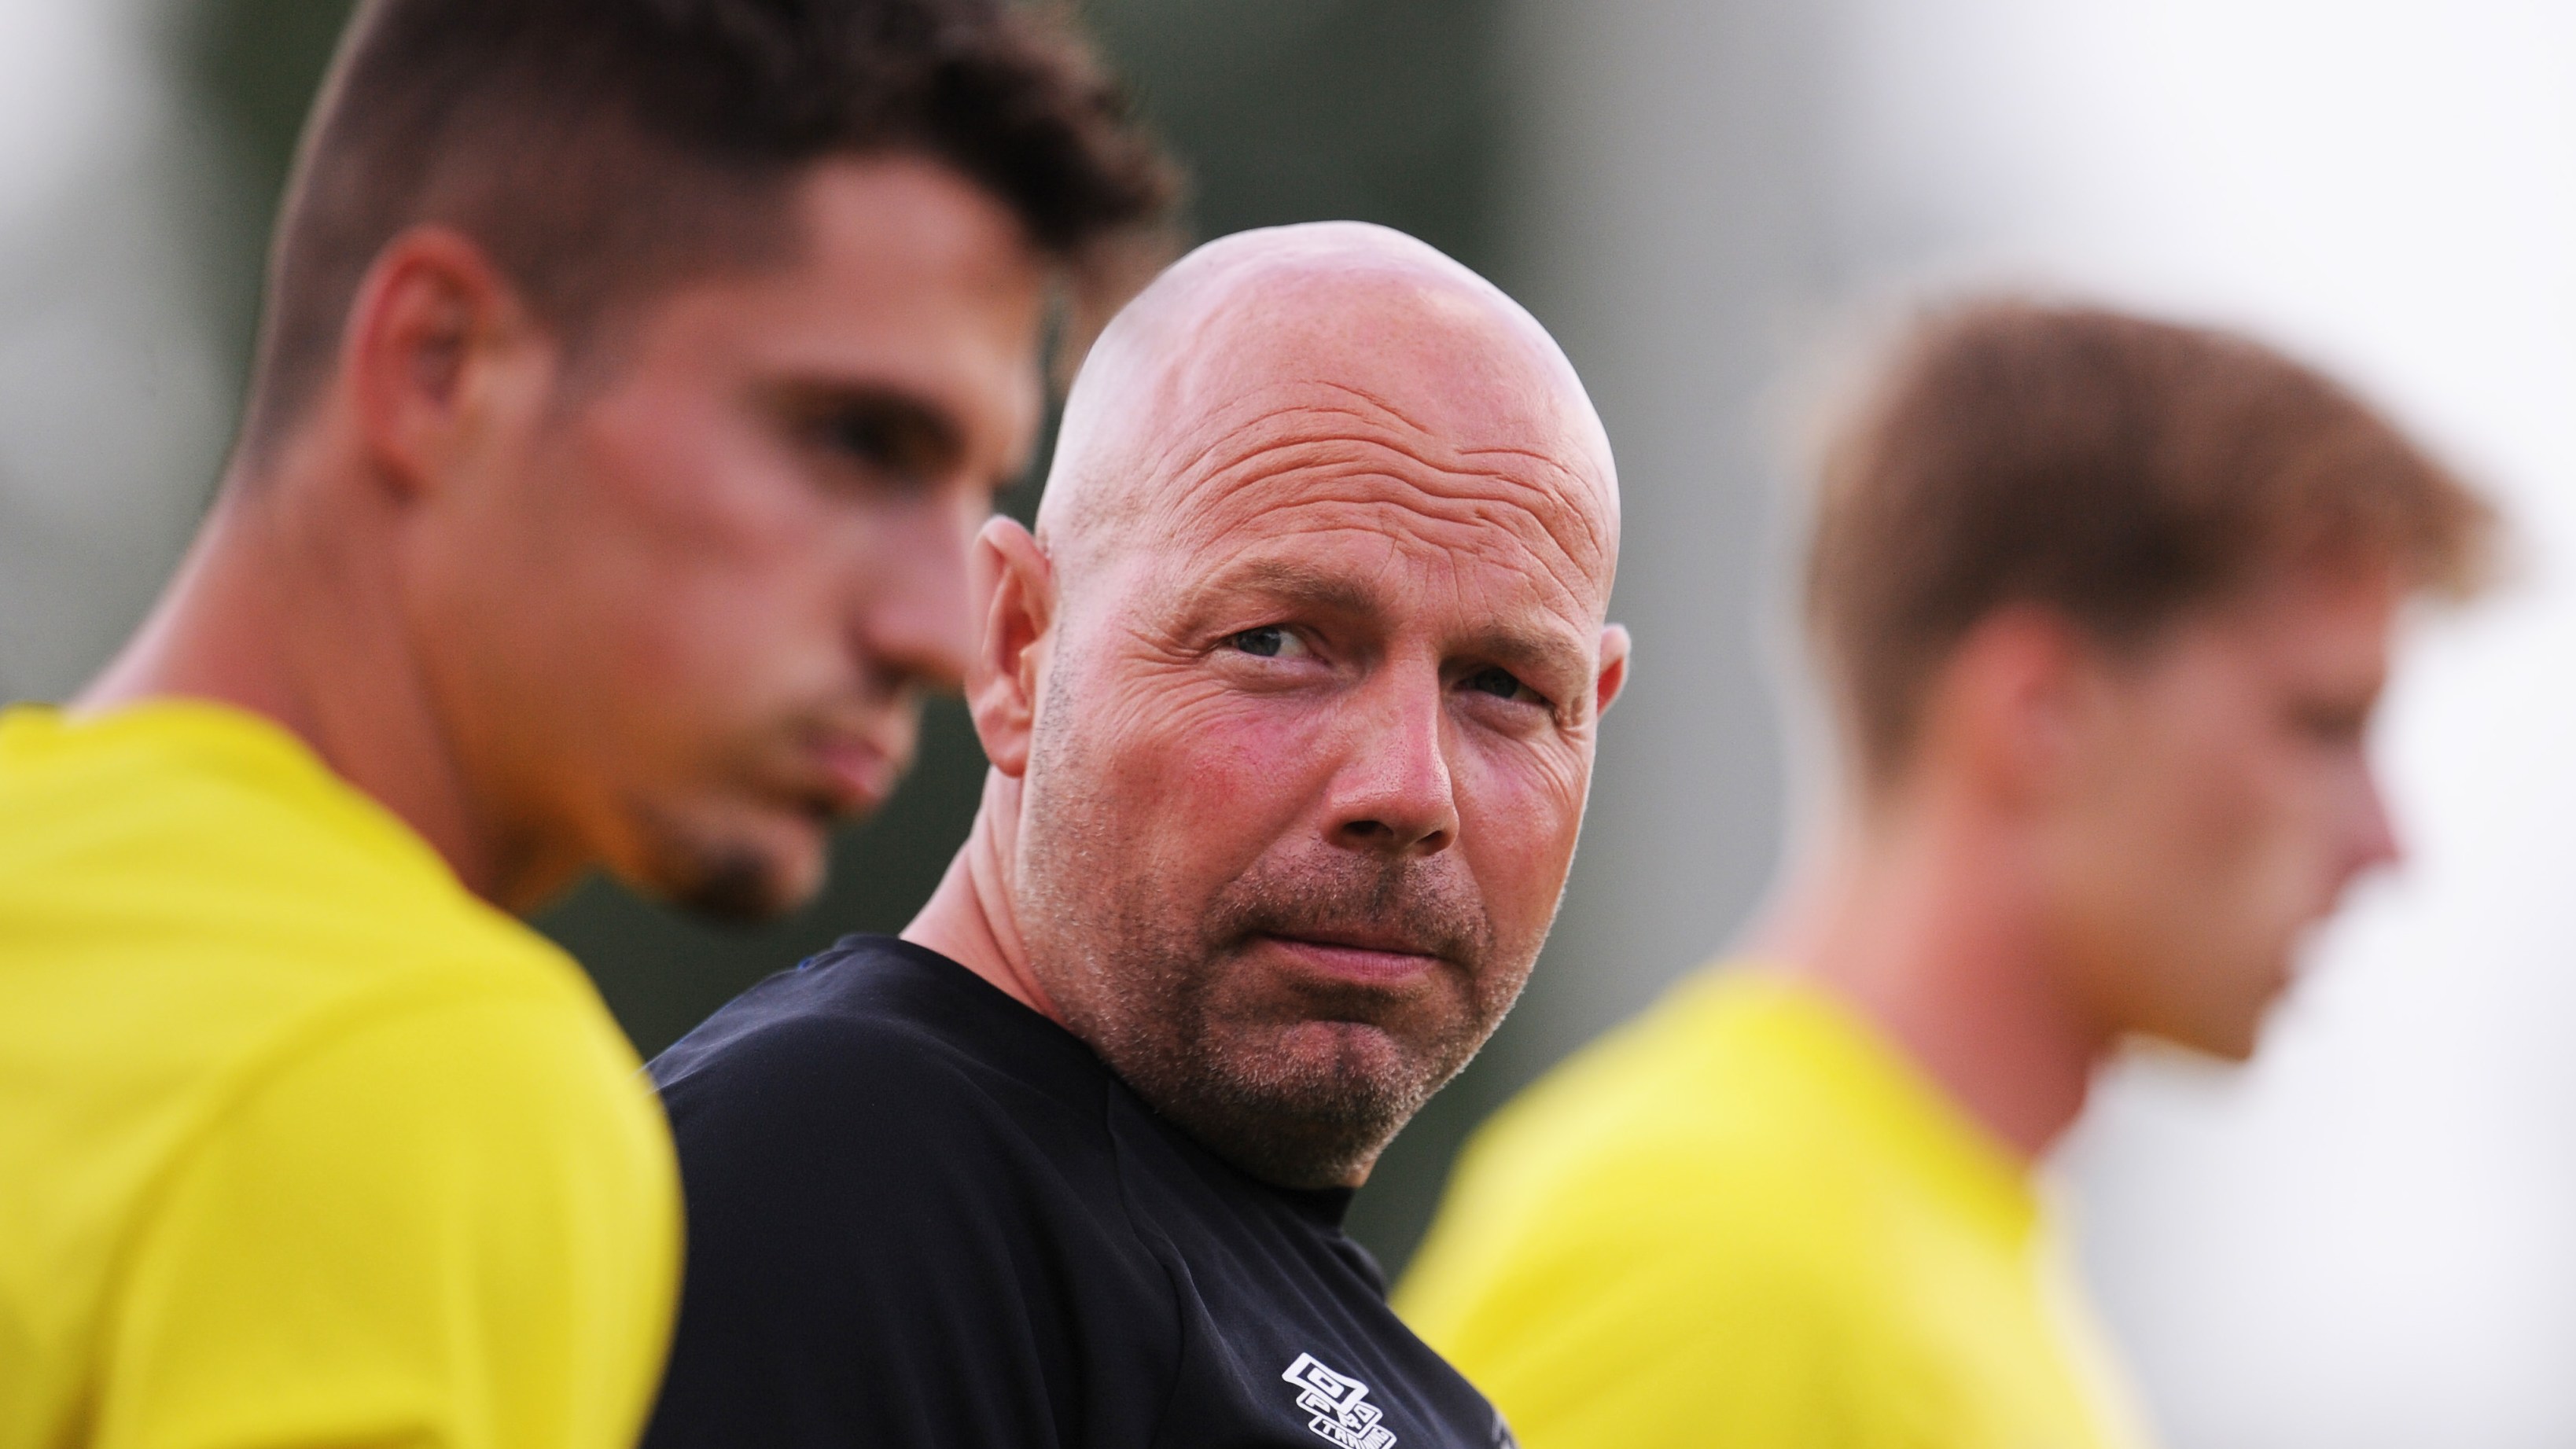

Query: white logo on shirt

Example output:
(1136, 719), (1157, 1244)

(1282, 1352), (1399, 1449)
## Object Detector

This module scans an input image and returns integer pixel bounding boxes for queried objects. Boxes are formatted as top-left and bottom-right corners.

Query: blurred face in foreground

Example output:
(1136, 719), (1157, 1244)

(408, 157), (1046, 918)
(2036, 564), (2406, 1059)
(977, 225), (1628, 1188)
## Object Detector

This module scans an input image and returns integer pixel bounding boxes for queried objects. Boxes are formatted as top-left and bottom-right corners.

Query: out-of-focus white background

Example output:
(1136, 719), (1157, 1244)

(1818, 6), (2576, 1444)
(0, 1), (226, 703)
(3, 3), (2569, 1444)
(1529, 9), (2576, 1446)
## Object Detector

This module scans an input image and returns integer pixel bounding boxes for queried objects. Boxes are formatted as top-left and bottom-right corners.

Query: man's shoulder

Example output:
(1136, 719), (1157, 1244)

(0, 701), (639, 1276)
(1500, 968), (2030, 1260)
(1, 701), (482, 917)
(0, 855), (620, 1191)
(0, 700), (600, 1073)
(651, 936), (1118, 1185)
(1402, 971), (1903, 1324)
(1462, 970), (1871, 1191)
(0, 960), (674, 1437)
(642, 938), (1176, 1449)
(1407, 968), (2104, 1449)
(190, 985), (675, 1229)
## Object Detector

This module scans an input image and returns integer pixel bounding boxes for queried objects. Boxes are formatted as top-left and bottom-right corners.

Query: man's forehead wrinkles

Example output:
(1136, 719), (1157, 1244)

(1163, 420), (1604, 565)
(1172, 532), (1595, 640)
(1179, 468), (1599, 602)
(1182, 502), (1599, 622)
(1299, 377), (1442, 442)
(1456, 443), (1614, 559)
(1140, 372), (1362, 457)
(1199, 433), (1581, 520)
(1147, 372), (1589, 493)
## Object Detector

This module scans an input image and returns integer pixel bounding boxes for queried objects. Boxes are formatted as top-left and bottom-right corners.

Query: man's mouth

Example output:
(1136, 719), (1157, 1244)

(801, 731), (900, 817)
(1253, 929), (1446, 989)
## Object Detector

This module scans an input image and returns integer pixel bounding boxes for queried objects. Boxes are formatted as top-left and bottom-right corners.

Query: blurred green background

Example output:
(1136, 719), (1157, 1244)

(175, 0), (1510, 1270)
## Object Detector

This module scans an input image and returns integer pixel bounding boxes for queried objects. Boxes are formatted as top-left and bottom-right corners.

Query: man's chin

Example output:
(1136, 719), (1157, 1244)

(1150, 1021), (1452, 1189)
(626, 814), (827, 925)
(664, 856), (806, 925)
(1264, 1017), (1415, 1076)
(2132, 1002), (2272, 1065)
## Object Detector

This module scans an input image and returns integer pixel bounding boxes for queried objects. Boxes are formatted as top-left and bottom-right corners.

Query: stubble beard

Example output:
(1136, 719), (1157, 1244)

(1017, 735), (1537, 1190)
(625, 793), (815, 925)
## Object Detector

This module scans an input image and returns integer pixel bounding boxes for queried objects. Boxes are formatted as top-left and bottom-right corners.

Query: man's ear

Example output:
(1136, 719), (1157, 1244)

(1932, 605), (2096, 811)
(968, 516), (1056, 777)
(345, 226), (545, 498)
(1595, 623), (1633, 719)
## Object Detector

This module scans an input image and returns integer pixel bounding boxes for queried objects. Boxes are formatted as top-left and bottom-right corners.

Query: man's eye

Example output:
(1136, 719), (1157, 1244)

(2296, 701), (2372, 745)
(809, 398), (960, 489)
(830, 414), (927, 477)
(1464, 665), (1543, 705)
(1227, 627), (1302, 659)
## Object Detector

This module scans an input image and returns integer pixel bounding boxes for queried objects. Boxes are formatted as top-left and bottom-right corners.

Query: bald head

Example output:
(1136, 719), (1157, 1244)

(944, 220), (1629, 1190)
(1037, 221), (1618, 592)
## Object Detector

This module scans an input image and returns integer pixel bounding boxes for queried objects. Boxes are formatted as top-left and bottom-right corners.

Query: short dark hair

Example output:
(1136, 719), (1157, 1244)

(240, 0), (1176, 458)
(1807, 298), (2494, 782)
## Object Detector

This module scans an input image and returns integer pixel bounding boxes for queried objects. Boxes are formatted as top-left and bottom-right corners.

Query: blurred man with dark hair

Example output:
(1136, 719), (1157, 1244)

(642, 221), (1629, 1449)
(0, 2), (1168, 1446)
(1398, 300), (2493, 1448)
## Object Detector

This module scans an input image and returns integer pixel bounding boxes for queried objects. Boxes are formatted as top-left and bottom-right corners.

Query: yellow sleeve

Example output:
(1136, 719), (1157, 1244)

(93, 988), (682, 1449)
(1402, 1151), (1875, 1449)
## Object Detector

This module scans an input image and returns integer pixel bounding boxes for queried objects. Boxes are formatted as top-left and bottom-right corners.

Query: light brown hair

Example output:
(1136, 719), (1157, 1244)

(1807, 298), (2493, 782)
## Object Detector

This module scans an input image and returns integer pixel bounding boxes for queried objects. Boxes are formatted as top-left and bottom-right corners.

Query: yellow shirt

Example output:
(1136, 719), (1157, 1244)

(1397, 968), (2151, 1449)
(0, 702), (680, 1449)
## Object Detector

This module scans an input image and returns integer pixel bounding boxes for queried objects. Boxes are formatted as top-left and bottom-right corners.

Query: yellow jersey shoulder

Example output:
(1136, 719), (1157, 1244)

(0, 701), (587, 998)
(1401, 970), (1897, 1333)
(0, 698), (646, 1197)
(0, 702), (675, 1449)
(1398, 966), (2148, 1449)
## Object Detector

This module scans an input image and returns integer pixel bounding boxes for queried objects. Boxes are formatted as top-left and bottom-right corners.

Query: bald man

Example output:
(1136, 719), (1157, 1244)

(641, 222), (1628, 1449)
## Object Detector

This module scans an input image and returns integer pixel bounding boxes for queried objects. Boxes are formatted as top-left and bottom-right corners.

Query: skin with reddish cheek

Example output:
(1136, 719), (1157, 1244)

(1128, 493), (1599, 896)
(1015, 417), (1610, 1186)
(549, 375), (947, 798)
(900, 222), (1628, 1190)
(413, 157), (1045, 918)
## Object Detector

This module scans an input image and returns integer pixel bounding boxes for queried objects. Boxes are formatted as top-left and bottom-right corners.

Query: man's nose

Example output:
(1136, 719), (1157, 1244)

(1326, 674), (1459, 858)
(852, 508), (978, 692)
(2346, 766), (2403, 879)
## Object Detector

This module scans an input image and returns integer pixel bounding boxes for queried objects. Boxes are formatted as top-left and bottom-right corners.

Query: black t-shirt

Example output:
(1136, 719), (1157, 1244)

(642, 935), (1515, 1449)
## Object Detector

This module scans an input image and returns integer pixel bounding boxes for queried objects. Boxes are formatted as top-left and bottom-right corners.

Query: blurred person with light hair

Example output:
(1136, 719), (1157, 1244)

(0, 2), (1168, 1447)
(1397, 300), (2493, 1449)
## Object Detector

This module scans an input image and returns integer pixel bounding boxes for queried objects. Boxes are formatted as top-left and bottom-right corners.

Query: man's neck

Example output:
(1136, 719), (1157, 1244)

(905, 769), (1068, 1024)
(1757, 797), (2112, 1161)
(75, 452), (517, 908)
